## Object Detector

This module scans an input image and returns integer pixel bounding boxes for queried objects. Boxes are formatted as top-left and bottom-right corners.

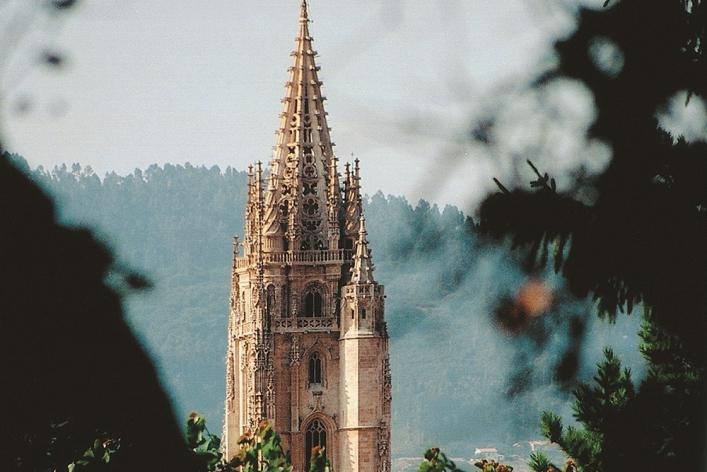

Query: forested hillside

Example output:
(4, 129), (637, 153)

(12, 155), (643, 458)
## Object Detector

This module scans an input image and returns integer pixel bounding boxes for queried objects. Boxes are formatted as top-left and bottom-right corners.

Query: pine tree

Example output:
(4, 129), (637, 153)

(538, 350), (631, 471)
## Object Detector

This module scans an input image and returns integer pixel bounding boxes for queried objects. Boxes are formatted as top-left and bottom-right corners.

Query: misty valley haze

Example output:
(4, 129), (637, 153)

(12, 156), (645, 459)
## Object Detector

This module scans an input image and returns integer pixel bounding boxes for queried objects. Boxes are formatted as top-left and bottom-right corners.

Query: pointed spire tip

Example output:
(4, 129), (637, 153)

(299, 0), (310, 22)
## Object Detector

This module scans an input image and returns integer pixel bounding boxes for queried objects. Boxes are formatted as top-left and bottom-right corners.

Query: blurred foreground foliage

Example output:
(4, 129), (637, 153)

(66, 415), (331, 472)
(418, 448), (466, 472)
(479, 0), (706, 470)
(528, 451), (576, 472)
(417, 448), (515, 472)
(185, 415), (330, 472)
(0, 151), (192, 471)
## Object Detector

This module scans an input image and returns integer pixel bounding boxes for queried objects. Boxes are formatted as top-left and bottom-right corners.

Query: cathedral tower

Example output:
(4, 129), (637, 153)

(223, 2), (392, 471)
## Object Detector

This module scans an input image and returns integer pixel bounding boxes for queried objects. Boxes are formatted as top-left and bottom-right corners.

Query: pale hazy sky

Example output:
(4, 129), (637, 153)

(2, 0), (573, 209)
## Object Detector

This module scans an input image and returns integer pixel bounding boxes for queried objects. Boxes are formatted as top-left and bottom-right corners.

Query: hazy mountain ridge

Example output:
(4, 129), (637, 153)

(12, 155), (645, 458)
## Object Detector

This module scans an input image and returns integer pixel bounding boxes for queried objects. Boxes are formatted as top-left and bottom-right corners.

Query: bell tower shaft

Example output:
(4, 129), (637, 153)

(224, 3), (391, 470)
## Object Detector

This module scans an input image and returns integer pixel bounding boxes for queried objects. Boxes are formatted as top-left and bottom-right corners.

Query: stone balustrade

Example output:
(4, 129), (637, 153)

(274, 316), (336, 331)
(235, 249), (353, 269)
(235, 317), (337, 336)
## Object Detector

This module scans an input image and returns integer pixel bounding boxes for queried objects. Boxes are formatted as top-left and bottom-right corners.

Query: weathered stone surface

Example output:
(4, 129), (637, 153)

(223, 2), (391, 471)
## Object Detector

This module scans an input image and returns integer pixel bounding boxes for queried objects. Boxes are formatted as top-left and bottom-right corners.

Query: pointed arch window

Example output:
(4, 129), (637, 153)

(308, 352), (322, 385)
(304, 291), (322, 316)
(302, 285), (323, 317)
(305, 419), (327, 466)
(281, 285), (289, 318)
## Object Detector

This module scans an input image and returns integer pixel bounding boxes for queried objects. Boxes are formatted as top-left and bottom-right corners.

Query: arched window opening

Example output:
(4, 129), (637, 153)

(309, 352), (322, 385)
(281, 286), (289, 318)
(303, 287), (323, 317)
(360, 307), (366, 319)
(305, 420), (327, 466)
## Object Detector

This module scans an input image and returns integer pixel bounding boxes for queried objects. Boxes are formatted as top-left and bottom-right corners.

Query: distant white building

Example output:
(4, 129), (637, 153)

(474, 447), (505, 462)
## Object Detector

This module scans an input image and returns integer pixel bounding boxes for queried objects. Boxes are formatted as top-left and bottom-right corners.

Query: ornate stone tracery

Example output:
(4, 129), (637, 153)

(223, 2), (391, 470)
(378, 424), (392, 472)
(289, 335), (302, 366)
(225, 350), (235, 411)
(383, 354), (393, 415)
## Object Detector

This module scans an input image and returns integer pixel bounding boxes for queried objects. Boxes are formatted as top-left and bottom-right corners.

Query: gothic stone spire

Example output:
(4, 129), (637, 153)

(262, 0), (339, 251)
(225, 5), (391, 470)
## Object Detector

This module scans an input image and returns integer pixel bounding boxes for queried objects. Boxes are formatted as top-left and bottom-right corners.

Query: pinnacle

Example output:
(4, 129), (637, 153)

(358, 215), (368, 240)
(299, 0), (309, 23)
(350, 213), (375, 284)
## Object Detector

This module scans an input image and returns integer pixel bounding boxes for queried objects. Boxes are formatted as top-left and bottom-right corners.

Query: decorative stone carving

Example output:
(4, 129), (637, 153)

(240, 342), (248, 371)
(309, 391), (324, 412)
(383, 356), (392, 388)
(225, 349), (235, 411)
(291, 291), (299, 317)
(223, 3), (391, 470)
(297, 317), (334, 329)
(266, 363), (276, 416)
(252, 285), (262, 309)
(378, 425), (391, 472)
(289, 335), (302, 365)
(275, 318), (294, 329)
(326, 345), (339, 361)
(383, 354), (392, 413)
